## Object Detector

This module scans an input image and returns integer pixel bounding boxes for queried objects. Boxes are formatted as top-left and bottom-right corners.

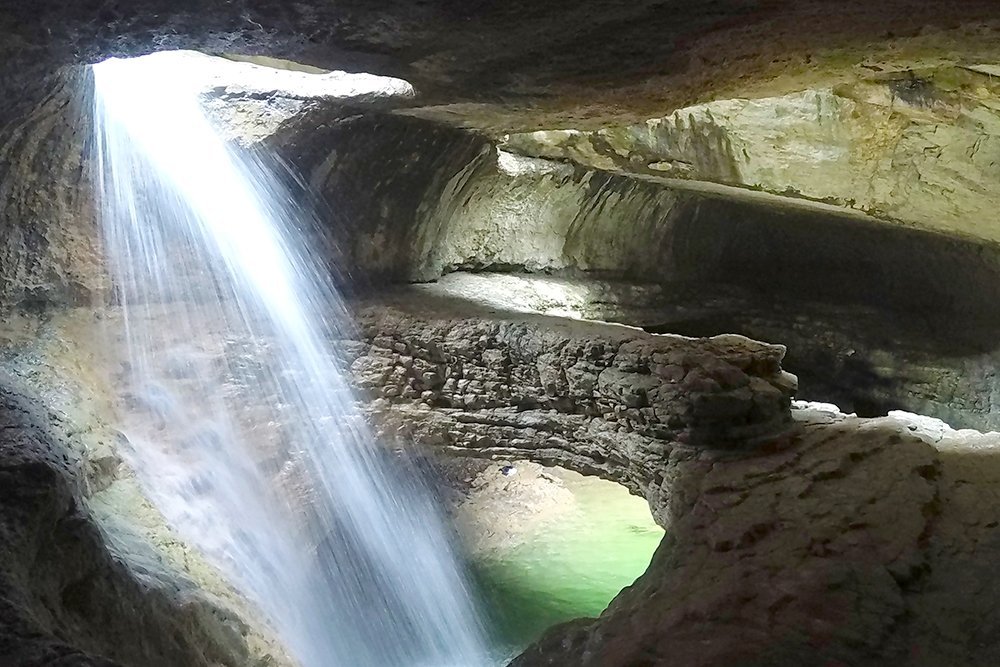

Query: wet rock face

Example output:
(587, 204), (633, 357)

(510, 406), (1000, 667)
(0, 68), (104, 310)
(345, 291), (795, 513)
(264, 111), (490, 285)
(0, 376), (260, 667)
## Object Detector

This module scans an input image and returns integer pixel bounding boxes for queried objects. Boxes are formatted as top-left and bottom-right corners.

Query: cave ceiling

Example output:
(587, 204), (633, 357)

(3, 0), (1000, 133)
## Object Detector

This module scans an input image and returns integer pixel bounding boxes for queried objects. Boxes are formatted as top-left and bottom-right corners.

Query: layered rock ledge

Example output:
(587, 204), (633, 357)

(4, 291), (1000, 667)
(346, 289), (796, 519)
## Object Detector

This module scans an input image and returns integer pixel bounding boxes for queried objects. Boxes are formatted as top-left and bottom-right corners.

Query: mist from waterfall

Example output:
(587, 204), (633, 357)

(91, 52), (491, 667)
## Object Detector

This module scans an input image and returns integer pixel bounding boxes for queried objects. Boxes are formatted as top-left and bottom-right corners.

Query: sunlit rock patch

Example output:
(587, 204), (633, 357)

(502, 66), (1000, 242)
(445, 461), (663, 657)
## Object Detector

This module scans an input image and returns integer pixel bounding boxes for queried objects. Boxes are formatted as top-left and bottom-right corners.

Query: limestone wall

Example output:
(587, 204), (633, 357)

(347, 292), (795, 507)
(0, 68), (106, 310)
(511, 405), (1000, 667)
(0, 370), (284, 667)
(268, 110), (1000, 336)
(503, 68), (1000, 242)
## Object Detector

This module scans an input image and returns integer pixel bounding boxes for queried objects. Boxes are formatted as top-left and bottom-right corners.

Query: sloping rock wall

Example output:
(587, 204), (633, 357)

(0, 68), (104, 310)
(275, 112), (1000, 335)
(504, 68), (1000, 242)
(0, 376), (270, 667)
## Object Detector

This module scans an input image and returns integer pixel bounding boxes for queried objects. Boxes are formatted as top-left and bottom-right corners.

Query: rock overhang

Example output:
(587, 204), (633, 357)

(4, 1), (1000, 133)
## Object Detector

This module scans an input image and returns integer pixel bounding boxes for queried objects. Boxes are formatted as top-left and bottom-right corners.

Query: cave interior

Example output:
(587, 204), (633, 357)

(4, 2), (1000, 666)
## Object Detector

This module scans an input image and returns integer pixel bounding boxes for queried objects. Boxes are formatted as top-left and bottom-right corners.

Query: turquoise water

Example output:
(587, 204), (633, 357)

(469, 468), (664, 657)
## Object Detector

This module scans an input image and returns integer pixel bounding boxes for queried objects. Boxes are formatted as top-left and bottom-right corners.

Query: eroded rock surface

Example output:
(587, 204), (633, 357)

(9, 57), (1000, 342)
(337, 291), (1000, 666)
(425, 272), (1000, 431)
(503, 67), (1000, 242)
(0, 314), (290, 667)
(5, 0), (1000, 133)
(510, 405), (1000, 667)
(0, 377), (266, 667)
(5, 284), (1000, 667)
(346, 290), (795, 513)
(0, 68), (104, 310)
(258, 110), (1000, 349)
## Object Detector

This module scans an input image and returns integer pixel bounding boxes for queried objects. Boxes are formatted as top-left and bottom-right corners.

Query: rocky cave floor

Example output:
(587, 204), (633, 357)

(4, 273), (1000, 666)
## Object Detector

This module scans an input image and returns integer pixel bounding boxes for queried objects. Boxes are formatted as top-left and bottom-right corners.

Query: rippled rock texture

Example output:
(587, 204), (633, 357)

(421, 272), (1000, 432)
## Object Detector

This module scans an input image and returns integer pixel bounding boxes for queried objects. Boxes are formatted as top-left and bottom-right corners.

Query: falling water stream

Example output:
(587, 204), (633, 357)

(91, 52), (492, 666)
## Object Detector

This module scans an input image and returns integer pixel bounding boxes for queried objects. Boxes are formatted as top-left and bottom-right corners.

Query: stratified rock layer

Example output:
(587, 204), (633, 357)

(424, 272), (1000, 431)
(346, 291), (795, 516)
(5, 0), (1000, 134)
(503, 68), (1000, 242)
(339, 292), (1000, 666)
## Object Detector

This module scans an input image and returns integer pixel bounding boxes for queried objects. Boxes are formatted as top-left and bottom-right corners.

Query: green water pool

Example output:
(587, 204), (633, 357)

(468, 467), (664, 657)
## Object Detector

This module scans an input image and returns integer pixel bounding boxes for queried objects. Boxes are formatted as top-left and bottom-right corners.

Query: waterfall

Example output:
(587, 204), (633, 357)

(91, 52), (491, 667)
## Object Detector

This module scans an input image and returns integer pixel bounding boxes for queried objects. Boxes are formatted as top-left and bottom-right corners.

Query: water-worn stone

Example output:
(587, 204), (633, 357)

(0, 313), (291, 667)
(509, 406), (1000, 667)
(426, 271), (1000, 432)
(7, 290), (1000, 667)
(503, 73), (1000, 243)
(340, 289), (1000, 666)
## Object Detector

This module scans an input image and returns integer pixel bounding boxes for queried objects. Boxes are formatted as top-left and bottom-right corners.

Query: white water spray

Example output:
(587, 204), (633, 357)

(91, 52), (491, 666)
